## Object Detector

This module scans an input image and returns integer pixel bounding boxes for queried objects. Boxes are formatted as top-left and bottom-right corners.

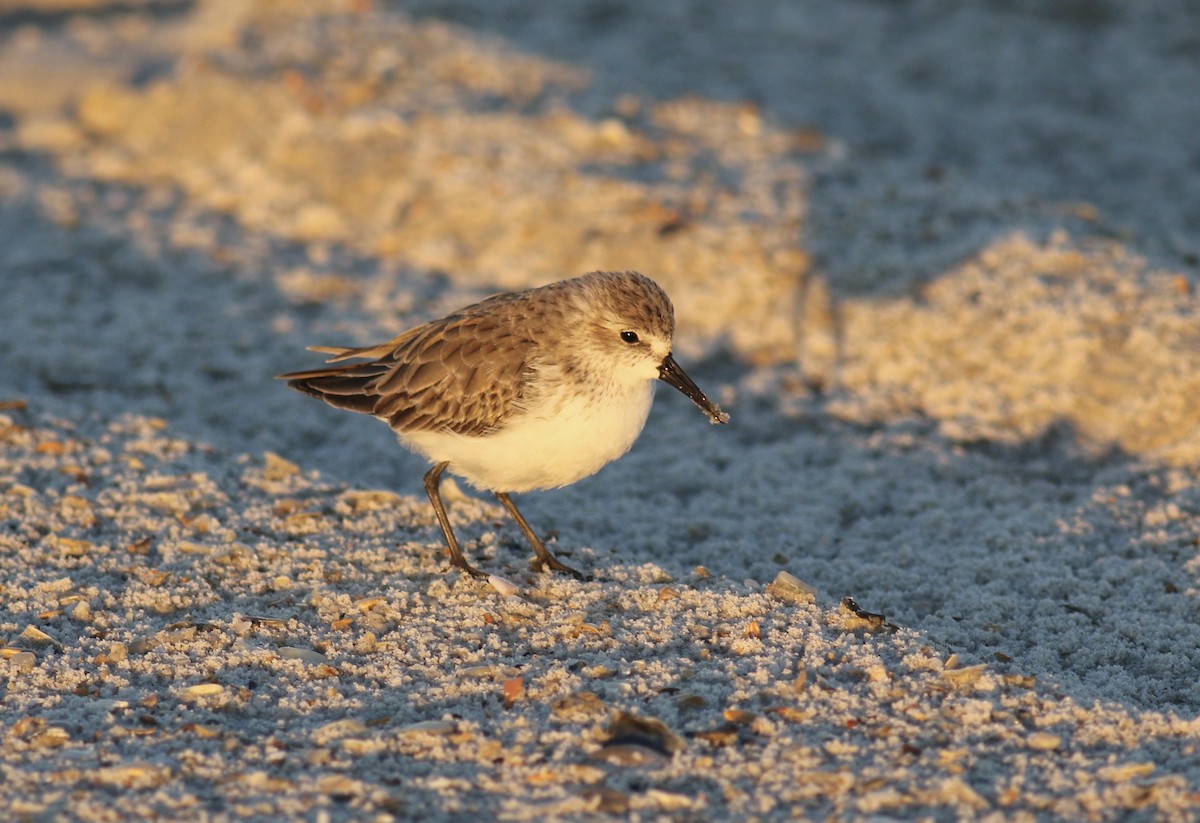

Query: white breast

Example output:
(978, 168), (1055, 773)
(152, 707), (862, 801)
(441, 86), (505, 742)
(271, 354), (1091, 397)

(398, 381), (657, 493)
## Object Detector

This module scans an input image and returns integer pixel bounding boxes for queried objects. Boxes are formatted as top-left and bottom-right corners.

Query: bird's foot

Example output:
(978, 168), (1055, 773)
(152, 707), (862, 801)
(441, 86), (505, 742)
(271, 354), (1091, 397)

(449, 558), (489, 580)
(531, 552), (588, 581)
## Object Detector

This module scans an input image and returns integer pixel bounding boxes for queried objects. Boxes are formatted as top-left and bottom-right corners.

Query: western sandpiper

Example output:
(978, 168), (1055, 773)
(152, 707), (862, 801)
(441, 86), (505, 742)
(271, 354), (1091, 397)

(278, 270), (728, 579)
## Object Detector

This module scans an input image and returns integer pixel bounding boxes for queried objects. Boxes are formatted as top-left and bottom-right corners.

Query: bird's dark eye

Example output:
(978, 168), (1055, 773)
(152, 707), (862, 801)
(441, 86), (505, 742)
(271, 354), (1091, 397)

(620, 331), (640, 344)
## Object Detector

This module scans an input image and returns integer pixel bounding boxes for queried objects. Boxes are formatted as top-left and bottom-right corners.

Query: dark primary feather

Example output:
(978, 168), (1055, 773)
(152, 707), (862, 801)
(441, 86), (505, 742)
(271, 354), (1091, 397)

(278, 309), (534, 436)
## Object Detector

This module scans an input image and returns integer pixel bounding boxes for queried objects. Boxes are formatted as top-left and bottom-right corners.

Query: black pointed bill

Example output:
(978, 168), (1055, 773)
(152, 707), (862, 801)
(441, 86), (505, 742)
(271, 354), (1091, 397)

(658, 353), (730, 425)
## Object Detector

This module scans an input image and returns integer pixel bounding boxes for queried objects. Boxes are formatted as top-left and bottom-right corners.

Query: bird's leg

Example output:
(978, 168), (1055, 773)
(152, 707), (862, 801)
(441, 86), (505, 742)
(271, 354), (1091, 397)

(423, 462), (487, 579)
(494, 492), (586, 580)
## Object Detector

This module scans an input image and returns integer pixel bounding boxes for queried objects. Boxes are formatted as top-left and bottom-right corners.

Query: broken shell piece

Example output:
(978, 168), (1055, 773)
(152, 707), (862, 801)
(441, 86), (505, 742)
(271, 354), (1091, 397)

(488, 574), (521, 597)
(312, 718), (367, 745)
(32, 726), (70, 748)
(179, 683), (226, 701)
(767, 571), (816, 603)
(591, 710), (684, 766)
(395, 719), (457, 737)
(243, 615), (290, 629)
(551, 691), (607, 722)
(277, 647), (330, 666)
(501, 676), (524, 707)
(723, 709), (758, 725)
(458, 664), (519, 680)
(20, 625), (64, 650)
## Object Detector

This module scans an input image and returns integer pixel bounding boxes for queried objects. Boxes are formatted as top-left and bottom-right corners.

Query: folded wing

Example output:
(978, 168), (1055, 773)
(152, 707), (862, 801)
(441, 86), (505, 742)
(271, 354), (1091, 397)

(277, 312), (532, 436)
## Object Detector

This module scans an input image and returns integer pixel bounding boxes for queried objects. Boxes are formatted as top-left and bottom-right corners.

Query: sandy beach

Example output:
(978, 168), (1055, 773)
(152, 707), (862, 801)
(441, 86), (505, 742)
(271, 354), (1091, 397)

(2, 1), (1200, 819)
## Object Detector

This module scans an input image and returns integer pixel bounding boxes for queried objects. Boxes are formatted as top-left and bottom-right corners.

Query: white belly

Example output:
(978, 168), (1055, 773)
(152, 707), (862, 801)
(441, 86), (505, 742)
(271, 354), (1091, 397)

(398, 381), (656, 493)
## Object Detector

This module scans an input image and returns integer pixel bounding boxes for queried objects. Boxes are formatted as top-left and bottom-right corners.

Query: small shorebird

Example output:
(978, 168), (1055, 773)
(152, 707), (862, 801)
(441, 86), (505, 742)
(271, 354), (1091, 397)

(278, 270), (728, 579)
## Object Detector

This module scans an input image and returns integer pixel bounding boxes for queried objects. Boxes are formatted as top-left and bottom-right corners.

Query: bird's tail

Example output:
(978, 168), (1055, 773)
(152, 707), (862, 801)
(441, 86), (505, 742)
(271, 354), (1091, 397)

(276, 346), (393, 415)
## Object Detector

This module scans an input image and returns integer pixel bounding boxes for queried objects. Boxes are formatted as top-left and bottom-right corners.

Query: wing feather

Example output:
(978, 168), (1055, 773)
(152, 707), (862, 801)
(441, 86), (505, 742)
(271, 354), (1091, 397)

(278, 307), (534, 436)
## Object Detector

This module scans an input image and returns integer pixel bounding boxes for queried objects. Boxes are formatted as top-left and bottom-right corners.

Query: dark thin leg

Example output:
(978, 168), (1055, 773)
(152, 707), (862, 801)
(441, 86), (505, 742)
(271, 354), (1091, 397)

(495, 492), (586, 579)
(423, 462), (486, 579)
